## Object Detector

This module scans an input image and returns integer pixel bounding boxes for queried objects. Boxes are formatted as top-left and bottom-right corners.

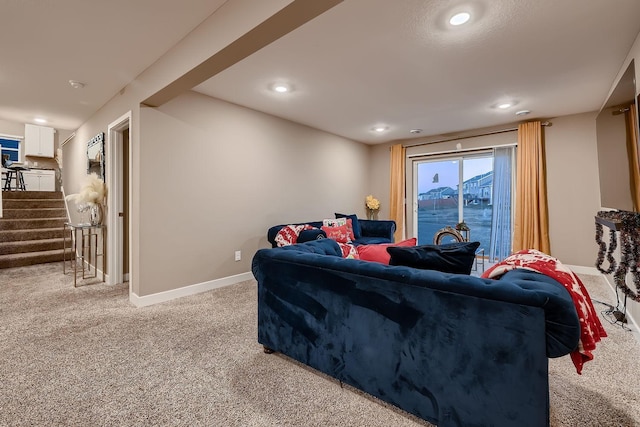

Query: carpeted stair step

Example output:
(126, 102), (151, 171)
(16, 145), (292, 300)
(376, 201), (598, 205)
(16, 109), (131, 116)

(2, 199), (65, 209)
(1, 190), (70, 269)
(1, 190), (63, 200)
(0, 227), (70, 243)
(0, 217), (67, 231)
(0, 248), (72, 269)
(0, 238), (67, 255)
(1, 208), (67, 219)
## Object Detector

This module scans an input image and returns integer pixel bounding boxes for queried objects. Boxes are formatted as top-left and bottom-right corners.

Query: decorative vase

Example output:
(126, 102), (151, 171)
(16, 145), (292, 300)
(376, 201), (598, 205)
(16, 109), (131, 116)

(367, 209), (378, 220)
(90, 204), (103, 226)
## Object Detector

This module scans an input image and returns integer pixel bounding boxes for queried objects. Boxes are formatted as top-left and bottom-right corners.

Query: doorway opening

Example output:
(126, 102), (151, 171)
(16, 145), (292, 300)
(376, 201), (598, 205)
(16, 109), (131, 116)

(106, 112), (132, 291)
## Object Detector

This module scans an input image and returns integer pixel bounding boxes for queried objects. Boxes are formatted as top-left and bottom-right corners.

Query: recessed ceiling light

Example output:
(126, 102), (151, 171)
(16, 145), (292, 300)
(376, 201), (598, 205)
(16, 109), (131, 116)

(497, 103), (512, 109)
(271, 83), (292, 93)
(449, 12), (471, 26)
(516, 110), (531, 116)
(68, 80), (86, 89)
(34, 118), (47, 124)
(372, 126), (388, 133)
(410, 129), (423, 134)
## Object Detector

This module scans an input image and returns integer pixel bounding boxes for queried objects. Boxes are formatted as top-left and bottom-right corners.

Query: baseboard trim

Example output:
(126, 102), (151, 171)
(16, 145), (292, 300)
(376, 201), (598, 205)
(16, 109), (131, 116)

(129, 271), (253, 308)
(600, 274), (640, 334)
(566, 264), (600, 275)
(80, 258), (108, 284)
(566, 264), (639, 332)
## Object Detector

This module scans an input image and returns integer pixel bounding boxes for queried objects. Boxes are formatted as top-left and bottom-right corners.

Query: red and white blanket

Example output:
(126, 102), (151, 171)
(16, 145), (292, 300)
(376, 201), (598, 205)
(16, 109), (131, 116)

(482, 249), (607, 374)
(274, 224), (317, 247)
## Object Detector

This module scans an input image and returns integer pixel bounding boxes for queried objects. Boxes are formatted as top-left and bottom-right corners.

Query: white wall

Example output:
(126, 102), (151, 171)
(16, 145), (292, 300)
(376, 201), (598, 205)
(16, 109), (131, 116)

(0, 119), (25, 137)
(544, 112), (601, 266)
(137, 91), (369, 295)
(62, 0), (297, 296)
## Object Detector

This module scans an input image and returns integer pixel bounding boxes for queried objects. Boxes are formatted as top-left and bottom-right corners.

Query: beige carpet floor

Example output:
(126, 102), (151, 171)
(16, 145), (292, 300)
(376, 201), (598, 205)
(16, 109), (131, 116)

(1, 263), (639, 426)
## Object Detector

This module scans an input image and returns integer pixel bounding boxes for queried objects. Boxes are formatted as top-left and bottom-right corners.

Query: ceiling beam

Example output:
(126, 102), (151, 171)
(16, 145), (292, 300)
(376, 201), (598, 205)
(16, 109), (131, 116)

(143, 0), (343, 108)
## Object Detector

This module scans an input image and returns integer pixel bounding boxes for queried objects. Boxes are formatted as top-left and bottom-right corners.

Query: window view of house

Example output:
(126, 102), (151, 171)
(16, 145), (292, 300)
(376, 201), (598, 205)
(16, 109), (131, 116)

(0, 138), (21, 164)
(415, 152), (511, 259)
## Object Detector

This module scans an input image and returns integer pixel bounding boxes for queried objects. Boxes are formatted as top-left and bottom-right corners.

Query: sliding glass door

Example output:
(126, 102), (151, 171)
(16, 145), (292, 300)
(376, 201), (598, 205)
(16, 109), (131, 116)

(414, 149), (513, 260)
(460, 156), (494, 252)
(415, 158), (461, 245)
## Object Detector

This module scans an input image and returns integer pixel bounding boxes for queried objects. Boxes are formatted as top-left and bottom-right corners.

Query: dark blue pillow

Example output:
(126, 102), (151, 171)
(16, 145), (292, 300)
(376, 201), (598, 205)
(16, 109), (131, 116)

(298, 229), (327, 243)
(387, 241), (481, 275)
(335, 213), (361, 239)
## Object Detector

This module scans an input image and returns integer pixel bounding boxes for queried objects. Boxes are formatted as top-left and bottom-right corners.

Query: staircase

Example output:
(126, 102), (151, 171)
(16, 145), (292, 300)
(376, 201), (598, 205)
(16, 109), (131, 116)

(0, 191), (71, 269)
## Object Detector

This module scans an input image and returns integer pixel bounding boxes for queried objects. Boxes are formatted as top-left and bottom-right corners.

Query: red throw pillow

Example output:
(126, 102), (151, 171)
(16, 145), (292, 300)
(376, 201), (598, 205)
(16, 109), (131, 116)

(323, 218), (355, 242)
(344, 218), (355, 242)
(356, 238), (417, 264)
(321, 224), (352, 243)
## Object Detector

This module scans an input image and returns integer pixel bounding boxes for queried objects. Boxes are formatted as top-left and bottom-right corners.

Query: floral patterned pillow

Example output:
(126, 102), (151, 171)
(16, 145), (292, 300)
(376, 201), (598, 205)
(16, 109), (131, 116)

(321, 224), (352, 244)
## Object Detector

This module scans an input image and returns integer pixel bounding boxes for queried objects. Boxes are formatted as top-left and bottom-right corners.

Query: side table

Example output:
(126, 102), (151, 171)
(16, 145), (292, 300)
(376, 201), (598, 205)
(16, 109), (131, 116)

(63, 223), (106, 287)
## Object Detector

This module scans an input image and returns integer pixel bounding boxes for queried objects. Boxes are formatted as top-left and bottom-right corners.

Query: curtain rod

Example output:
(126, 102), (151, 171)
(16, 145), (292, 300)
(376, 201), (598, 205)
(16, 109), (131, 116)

(402, 121), (551, 149)
(406, 142), (517, 159)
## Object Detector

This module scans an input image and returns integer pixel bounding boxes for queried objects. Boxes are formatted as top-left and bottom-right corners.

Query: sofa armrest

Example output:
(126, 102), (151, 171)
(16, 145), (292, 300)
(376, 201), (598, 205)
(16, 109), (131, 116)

(359, 219), (396, 242)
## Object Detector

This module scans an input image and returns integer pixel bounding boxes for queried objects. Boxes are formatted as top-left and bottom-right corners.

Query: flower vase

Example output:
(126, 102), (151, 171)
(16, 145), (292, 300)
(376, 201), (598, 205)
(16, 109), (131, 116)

(367, 209), (377, 220)
(90, 204), (104, 226)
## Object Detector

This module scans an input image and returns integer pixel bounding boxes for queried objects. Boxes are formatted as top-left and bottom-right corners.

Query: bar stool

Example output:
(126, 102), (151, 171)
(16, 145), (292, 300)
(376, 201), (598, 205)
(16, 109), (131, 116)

(3, 167), (27, 191)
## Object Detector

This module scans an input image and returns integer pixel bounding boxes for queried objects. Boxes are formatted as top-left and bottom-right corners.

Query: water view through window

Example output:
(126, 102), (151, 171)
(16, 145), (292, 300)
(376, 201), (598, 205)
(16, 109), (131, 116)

(416, 156), (494, 252)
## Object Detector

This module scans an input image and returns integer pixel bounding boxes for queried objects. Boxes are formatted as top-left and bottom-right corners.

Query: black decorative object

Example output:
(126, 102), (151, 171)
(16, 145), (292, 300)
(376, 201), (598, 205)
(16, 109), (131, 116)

(595, 210), (640, 303)
(595, 220), (617, 274)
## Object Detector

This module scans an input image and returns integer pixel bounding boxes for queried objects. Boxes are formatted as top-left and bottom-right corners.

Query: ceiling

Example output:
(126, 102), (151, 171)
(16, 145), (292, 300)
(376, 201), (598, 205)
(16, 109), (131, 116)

(2, 1), (640, 145)
(0, 0), (228, 131)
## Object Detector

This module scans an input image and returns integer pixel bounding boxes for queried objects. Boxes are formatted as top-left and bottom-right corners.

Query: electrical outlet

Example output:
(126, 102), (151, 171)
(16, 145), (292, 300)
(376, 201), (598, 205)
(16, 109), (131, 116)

(234, 250), (241, 261)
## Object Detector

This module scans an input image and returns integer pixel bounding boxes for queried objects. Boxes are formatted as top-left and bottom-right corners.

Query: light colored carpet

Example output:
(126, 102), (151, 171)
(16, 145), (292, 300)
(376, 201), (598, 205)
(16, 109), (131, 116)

(1, 263), (639, 426)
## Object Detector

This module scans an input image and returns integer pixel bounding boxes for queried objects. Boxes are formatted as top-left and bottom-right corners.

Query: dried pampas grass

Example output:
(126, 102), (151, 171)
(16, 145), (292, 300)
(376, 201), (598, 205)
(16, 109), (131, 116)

(66, 173), (107, 207)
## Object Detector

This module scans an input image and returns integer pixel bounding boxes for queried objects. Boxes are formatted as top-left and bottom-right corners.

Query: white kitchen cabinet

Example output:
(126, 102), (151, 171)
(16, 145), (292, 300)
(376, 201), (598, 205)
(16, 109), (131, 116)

(22, 169), (55, 191)
(24, 124), (54, 158)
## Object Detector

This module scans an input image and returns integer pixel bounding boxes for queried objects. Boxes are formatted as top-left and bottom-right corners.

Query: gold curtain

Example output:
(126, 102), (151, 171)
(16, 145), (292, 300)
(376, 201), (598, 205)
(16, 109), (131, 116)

(625, 103), (640, 211)
(513, 121), (550, 253)
(389, 144), (406, 242)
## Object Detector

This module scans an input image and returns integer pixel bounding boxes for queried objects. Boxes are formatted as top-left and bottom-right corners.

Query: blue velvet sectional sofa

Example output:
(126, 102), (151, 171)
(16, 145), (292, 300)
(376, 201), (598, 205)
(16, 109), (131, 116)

(252, 239), (580, 427)
(267, 217), (396, 247)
